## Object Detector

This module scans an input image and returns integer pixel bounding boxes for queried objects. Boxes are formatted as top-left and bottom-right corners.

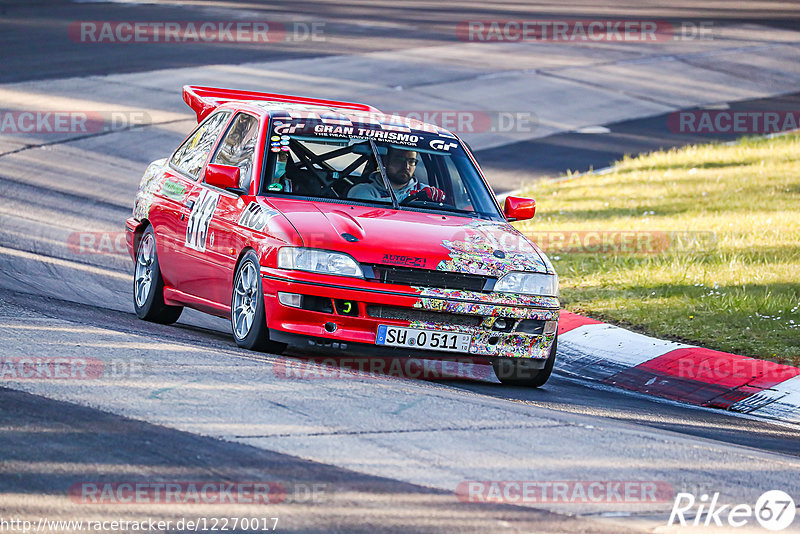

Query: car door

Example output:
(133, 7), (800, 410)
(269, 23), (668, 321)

(158, 110), (232, 292)
(181, 111), (262, 306)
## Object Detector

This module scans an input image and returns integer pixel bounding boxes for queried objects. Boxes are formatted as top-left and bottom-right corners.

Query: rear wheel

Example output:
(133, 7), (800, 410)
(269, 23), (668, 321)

(231, 251), (286, 354)
(133, 226), (183, 324)
(492, 335), (557, 387)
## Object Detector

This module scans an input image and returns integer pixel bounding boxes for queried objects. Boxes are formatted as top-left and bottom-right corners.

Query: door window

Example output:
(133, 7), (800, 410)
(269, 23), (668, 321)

(212, 113), (260, 191)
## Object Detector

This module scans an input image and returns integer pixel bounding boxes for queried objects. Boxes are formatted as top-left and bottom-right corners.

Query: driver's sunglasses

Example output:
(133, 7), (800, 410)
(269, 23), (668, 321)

(391, 157), (418, 166)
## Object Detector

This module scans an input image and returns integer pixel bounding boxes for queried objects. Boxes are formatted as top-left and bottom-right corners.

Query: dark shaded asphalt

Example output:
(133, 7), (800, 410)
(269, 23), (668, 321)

(0, 385), (632, 533)
(1, 0), (799, 83)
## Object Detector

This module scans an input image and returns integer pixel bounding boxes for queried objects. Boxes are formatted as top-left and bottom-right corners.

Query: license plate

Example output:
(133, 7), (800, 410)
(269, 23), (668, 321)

(376, 325), (471, 353)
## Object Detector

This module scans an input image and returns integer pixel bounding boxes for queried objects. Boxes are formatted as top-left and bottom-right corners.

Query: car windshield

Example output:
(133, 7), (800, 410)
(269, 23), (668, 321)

(259, 119), (503, 220)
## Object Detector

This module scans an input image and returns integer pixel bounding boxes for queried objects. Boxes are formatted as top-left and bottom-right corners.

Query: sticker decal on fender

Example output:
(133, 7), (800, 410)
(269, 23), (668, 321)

(159, 179), (187, 201)
(238, 202), (279, 232)
(185, 188), (219, 252)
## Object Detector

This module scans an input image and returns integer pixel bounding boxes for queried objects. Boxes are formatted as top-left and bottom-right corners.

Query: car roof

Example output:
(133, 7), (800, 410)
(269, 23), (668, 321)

(246, 101), (456, 138)
(183, 85), (456, 138)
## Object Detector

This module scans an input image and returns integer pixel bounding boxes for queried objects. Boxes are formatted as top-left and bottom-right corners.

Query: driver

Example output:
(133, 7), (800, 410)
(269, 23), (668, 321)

(266, 151), (292, 192)
(349, 147), (444, 203)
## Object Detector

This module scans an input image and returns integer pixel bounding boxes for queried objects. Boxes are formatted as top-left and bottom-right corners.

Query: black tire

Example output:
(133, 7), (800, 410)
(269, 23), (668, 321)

(492, 335), (557, 387)
(231, 250), (287, 354)
(133, 226), (183, 324)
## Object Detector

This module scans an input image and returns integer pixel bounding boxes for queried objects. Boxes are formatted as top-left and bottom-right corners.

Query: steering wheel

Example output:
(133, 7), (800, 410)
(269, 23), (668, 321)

(308, 168), (340, 198)
(399, 189), (456, 208)
(399, 189), (431, 206)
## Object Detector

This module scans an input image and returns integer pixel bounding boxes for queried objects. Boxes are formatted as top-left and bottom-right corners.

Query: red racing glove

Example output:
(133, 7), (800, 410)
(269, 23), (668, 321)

(408, 186), (445, 202)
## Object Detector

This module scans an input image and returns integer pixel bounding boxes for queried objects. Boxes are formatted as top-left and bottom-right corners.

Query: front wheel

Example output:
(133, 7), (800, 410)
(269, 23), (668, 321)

(231, 251), (286, 354)
(492, 335), (557, 387)
(133, 226), (183, 324)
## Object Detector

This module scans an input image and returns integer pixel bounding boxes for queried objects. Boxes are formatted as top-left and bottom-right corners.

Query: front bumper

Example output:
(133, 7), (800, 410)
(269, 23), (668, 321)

(261, 267), (559, 360)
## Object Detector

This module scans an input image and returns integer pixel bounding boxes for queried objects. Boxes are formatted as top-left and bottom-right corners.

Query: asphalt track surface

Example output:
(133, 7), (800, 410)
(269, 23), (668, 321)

(1, 1), (800, 533)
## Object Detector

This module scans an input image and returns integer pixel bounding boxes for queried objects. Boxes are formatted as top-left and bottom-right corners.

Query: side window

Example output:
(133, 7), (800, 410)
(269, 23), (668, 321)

(211, 113), (260, 191)
(170, 111), (231, 180)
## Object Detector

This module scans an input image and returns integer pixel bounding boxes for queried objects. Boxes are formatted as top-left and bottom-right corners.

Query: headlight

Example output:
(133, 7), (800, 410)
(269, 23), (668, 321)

(277, 247), (363, 278)
(495, 271), (558, 296)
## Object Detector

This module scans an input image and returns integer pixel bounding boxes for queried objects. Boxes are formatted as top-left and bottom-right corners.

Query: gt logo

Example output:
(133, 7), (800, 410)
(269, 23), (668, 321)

(430, 139), (458, 151)
(274, 122), (305, 135)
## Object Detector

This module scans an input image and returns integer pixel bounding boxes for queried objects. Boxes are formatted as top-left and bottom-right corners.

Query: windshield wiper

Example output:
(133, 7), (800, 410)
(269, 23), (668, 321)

(398, 203), (485, 218)
(369, 139), (398, 210)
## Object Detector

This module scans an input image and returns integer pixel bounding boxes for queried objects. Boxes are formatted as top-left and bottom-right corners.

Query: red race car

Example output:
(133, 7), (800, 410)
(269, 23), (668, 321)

(126, 86), (559, 386)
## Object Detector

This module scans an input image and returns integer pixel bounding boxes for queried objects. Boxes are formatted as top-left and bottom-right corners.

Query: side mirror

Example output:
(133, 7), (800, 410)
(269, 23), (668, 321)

(204, 163), (244, 194)
(504, 196), (536, 221)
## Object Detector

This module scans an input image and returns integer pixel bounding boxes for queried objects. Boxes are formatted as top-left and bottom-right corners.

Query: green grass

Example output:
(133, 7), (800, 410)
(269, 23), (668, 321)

(516, 133), (800, 366)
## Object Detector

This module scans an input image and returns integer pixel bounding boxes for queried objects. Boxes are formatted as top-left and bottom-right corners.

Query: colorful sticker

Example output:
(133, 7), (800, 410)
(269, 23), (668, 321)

(404, 314), (558, 359)
(133, 158), (168, 220)
(435, 221), (549, 277)
(414, 287), (558, 312)
(405, 285), (558, 358)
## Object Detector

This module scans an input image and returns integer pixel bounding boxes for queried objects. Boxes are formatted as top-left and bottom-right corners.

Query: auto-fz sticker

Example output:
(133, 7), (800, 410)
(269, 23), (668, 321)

(185, 189), (219, 252)
(382, 253), (426, 268)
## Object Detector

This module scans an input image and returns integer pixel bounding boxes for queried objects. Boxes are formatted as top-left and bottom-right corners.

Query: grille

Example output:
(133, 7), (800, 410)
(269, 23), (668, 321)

(366, 305), (482, 327)
(517, 319), (545, 335)
(363, 264), (492, 292)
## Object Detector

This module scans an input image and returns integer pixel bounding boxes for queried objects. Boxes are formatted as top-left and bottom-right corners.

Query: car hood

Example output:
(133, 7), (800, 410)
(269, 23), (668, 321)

(266, 198), (552, 277)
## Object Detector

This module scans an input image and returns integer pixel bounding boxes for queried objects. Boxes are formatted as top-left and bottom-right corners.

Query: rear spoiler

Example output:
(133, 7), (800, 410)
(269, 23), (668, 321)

(183, 85), (382, 122)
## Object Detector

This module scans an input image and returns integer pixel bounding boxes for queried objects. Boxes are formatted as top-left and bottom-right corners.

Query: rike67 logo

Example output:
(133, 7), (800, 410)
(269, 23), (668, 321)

(668, 490), (796, 531)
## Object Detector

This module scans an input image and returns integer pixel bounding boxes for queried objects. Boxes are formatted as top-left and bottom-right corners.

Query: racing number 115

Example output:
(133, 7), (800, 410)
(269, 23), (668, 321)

(185, 189), (220, 252)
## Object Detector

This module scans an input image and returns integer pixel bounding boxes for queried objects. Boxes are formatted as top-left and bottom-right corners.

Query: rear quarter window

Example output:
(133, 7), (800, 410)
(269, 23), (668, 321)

(170, 111), (231, 179)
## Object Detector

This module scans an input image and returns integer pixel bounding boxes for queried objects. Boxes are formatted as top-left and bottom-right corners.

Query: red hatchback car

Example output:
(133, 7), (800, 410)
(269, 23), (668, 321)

(126, 86), (559, 386)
